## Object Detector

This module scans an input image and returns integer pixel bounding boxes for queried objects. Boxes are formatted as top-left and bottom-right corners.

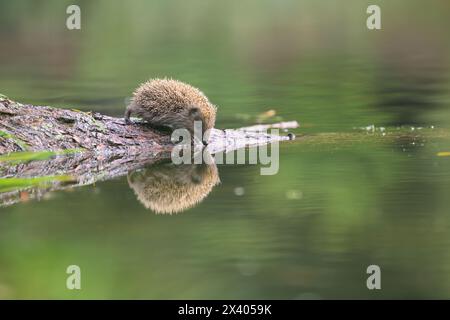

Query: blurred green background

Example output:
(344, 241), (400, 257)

(0, 0), (450, 299)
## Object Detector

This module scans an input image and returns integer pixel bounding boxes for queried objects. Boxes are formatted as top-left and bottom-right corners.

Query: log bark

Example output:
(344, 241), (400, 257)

(0, 97), (172, 155)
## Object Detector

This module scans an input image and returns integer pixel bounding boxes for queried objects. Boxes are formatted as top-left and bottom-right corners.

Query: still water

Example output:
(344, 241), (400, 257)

(0, 0), (450, 299)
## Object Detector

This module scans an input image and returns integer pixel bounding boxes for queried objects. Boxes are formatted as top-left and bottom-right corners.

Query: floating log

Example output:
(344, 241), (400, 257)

(0, 96), (299, 208)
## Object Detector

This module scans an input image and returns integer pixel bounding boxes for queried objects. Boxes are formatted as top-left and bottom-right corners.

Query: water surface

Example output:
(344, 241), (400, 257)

(0, 0), (450, 299)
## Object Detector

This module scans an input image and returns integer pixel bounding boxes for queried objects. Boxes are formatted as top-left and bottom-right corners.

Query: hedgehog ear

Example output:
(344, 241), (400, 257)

(189, 107), (202, 121)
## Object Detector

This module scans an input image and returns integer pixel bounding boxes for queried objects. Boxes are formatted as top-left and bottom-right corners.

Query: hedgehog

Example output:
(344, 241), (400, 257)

(125, 78), (217, 140)
(127, 161), (220, 214)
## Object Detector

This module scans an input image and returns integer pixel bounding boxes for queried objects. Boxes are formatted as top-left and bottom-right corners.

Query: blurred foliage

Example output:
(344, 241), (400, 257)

(0, 175), (73, 193)
(0, 149), (82, 164)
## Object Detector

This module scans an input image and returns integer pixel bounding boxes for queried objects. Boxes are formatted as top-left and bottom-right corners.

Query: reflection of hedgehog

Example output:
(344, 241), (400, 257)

(127, 162), (220, 214)
(124, 78), (217, 136)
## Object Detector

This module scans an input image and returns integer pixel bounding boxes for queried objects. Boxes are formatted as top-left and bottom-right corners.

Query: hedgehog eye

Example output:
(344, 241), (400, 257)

(191, 174), (202, 184)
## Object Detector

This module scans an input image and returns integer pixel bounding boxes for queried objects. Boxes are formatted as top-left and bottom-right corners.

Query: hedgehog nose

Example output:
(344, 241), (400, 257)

(189, 107), (202, 120)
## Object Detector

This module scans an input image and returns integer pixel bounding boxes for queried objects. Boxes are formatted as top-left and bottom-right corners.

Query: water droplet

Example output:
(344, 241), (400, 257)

(286, 190), (302, 200)
(234, 187), (245, 196)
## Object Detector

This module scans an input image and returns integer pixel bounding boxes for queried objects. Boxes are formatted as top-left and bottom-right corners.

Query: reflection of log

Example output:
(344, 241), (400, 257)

(0, 151), (169, 208)
(0, 97), (298, 207)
